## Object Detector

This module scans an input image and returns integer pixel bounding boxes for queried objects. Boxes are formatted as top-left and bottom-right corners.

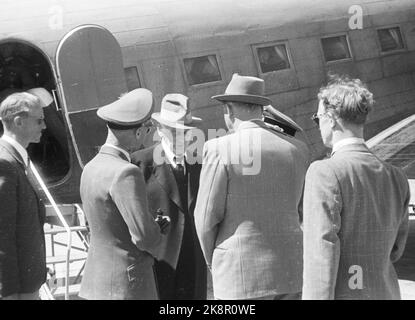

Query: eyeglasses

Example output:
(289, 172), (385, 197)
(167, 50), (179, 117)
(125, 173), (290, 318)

(311, 113), (331, 126)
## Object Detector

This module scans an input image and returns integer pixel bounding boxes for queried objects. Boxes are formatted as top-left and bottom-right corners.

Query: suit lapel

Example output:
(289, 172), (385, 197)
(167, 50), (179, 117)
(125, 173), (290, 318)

(0, 139), (26, 170)
(149, 144), (200, 212)
(0, 139), (45, 225)
(187, 162), (200, 211)
(153, 162), (184, 211)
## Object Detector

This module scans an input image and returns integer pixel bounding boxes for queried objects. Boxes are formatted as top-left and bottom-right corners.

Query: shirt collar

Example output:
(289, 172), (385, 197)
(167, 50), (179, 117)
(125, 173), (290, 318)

(235, 119), (264, 131)
(332, 137), (366, 155)
(161, 138), (186, 168)
(1, 135), (28, 166)
(103, 143), (131, 162)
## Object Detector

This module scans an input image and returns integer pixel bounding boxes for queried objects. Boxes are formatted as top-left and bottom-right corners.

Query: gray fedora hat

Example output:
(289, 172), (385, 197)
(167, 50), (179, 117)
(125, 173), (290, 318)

(152, 93), (202, 129)
(212, 73), (271, 106)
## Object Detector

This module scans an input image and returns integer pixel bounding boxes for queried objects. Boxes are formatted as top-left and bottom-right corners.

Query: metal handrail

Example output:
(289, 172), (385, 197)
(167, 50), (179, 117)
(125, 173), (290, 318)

(30, 162), (72, 300)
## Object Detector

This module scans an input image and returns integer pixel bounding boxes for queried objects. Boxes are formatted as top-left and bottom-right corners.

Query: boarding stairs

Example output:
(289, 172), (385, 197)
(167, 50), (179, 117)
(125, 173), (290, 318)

(29, 163), (89, 300)
(41, 203), (89, 300)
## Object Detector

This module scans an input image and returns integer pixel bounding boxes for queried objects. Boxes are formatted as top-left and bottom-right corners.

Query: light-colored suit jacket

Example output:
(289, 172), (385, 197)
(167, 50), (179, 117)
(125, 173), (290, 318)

(194, 120), (310, 299)
(79, 146), (162, 300)
(302, 143), (410, 300)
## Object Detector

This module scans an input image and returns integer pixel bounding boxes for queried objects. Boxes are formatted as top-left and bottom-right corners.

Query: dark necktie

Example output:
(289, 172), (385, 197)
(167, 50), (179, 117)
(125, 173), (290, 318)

(174, 156), (186, 177)
(175, 163), (185, 177)
(172, 158), (188, 212)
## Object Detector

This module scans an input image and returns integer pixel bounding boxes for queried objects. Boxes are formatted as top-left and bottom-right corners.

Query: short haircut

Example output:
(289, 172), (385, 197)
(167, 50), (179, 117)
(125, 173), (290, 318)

(0, 92), (41, 126)
(318, 74), (374, 125)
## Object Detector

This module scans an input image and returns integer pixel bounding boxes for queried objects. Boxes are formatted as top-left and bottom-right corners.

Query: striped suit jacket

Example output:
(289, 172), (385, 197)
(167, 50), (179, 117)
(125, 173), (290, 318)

(302, 143), (410, 300)
(194, 120), (310, 299)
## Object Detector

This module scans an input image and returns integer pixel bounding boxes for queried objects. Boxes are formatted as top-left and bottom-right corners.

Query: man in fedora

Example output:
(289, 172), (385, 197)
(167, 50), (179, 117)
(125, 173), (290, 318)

(79, 88), (171, 300)
(132, 93), (207, 300)
(194, 74), (310, 300)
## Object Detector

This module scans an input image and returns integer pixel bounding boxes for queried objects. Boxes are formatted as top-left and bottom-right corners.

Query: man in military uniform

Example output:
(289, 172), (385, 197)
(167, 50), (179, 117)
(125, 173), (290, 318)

(79, 89), (170, 300)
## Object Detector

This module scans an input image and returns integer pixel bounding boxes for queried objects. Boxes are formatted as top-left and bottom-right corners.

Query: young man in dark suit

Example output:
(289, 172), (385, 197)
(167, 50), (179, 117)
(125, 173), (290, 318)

(132, 93), (207, 300)
(0, 92), (47, 300)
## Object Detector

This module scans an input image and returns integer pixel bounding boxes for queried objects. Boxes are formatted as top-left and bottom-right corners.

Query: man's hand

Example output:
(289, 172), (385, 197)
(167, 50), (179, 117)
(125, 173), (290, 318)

(155, 215), (171, 235)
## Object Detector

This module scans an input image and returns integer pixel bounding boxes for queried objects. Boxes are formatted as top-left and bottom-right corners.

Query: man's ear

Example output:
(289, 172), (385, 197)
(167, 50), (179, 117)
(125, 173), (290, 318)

(14, 115), (23, 128)
(327, 112), (337, 129)
(225, 104), (234, 117)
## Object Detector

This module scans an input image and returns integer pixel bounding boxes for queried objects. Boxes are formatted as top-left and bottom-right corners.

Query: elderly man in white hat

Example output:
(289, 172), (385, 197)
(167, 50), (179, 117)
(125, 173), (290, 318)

(79, 89), (170, 300)
(131, 93), (207, 300)
(194, 73), (310, 300)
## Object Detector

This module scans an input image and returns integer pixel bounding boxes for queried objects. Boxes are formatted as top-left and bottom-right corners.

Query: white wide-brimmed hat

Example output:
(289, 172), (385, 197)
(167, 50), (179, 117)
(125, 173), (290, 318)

(152, 93), (202, 129)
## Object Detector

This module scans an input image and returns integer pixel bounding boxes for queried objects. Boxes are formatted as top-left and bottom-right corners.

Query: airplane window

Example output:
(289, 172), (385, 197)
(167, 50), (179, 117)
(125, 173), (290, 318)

(256, 44), (290, 73)
(124, 66), (141, 91)
(377, 27), (405, 52)
(321, 35), (351, 62)
(183, 55), (222, 85)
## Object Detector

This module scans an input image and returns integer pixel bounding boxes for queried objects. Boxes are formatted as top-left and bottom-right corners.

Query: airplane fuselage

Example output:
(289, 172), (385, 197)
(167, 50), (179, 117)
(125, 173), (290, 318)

(0, 0), (414, 203)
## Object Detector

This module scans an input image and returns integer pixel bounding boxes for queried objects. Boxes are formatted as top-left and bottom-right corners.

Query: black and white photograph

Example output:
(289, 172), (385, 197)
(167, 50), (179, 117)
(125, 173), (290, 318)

(0, 0), (414, 307)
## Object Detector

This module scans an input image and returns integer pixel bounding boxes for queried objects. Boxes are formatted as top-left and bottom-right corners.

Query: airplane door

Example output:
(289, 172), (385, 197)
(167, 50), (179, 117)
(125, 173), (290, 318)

(56, 25), (128, 168)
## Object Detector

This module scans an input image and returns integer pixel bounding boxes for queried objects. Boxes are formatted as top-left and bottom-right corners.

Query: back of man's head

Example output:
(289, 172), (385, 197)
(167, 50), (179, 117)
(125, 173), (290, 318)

(228, 101), (263, 118)
(0, 92), (40, 129)
(318, 75), (374, 126)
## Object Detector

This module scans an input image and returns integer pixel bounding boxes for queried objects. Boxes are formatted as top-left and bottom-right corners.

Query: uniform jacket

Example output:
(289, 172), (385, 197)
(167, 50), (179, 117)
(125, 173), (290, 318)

(194, 120), (310, 299)
(79, 146), (162, 300)
(132, 144), (207, 299)
(302, 143), (410, 300)
(0, 139), (46, 298)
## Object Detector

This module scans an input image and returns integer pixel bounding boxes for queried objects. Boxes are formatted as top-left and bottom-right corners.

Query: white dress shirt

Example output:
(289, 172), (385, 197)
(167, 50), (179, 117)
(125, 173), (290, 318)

(1, 135), (29, 166)
(331, 137), (366, 155)
(103, 143), (131, 162)
(161, 138), (186, 173)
